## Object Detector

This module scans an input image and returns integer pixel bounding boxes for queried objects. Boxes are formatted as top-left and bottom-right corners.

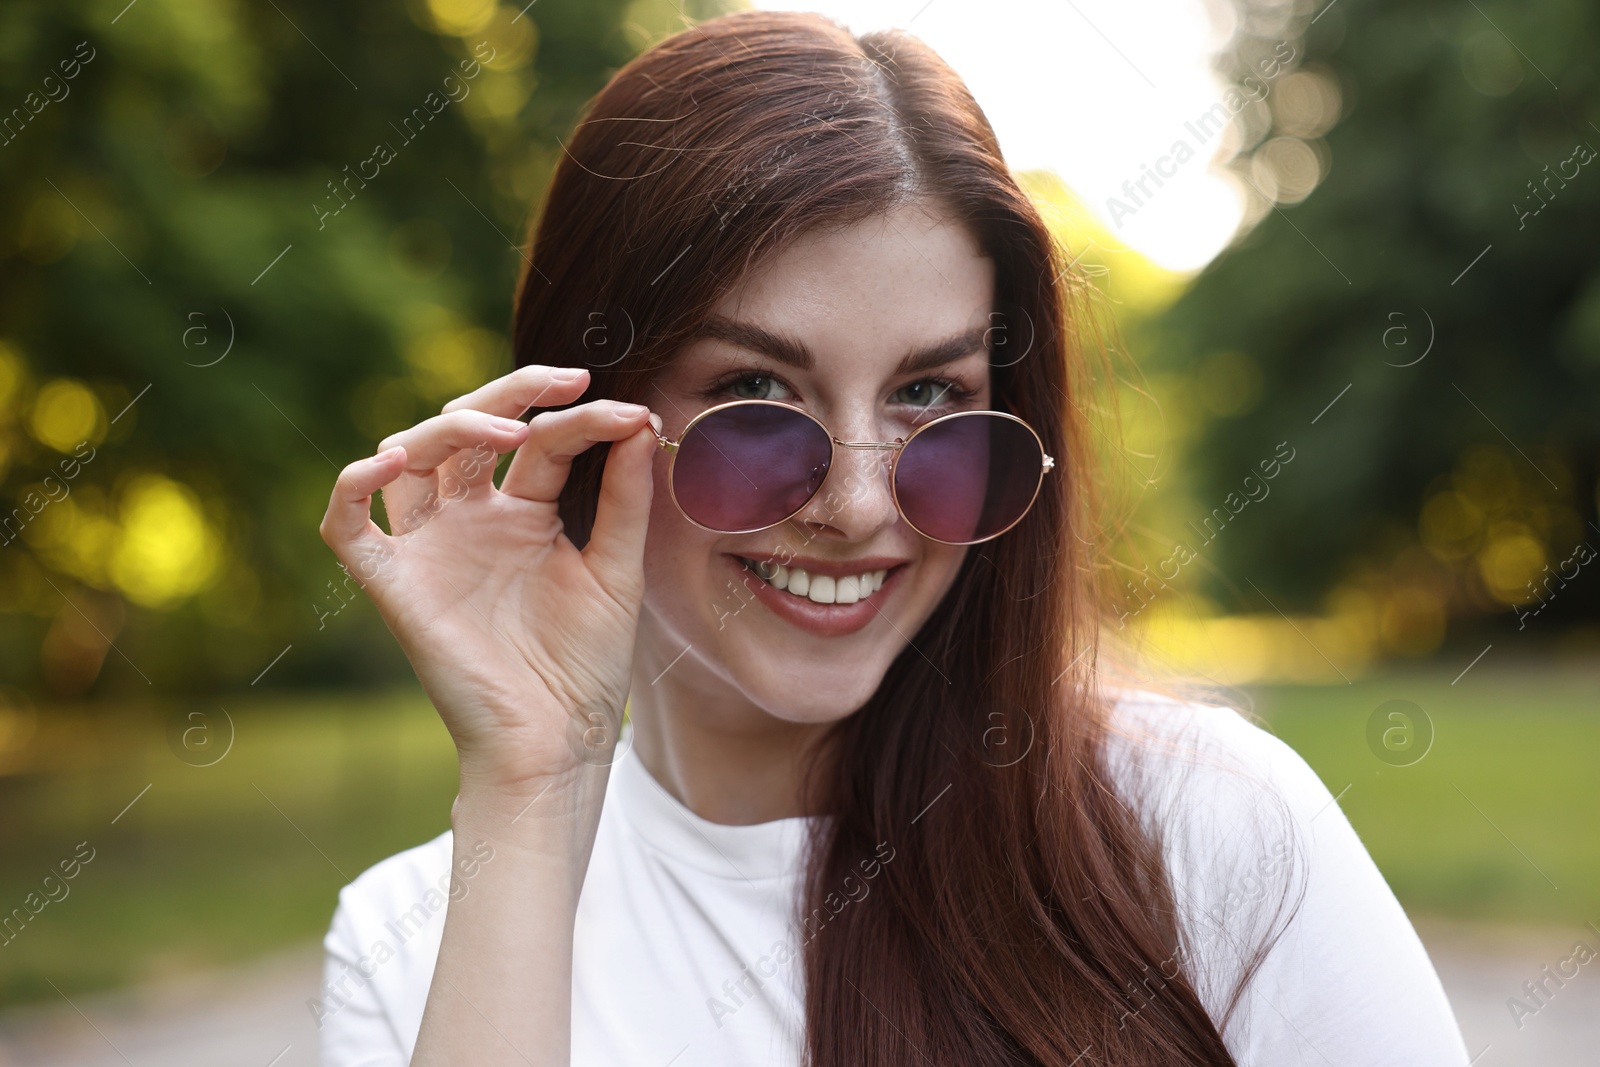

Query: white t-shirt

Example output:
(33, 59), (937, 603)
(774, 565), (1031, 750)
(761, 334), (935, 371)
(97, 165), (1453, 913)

(316, 690), (1469, 1066)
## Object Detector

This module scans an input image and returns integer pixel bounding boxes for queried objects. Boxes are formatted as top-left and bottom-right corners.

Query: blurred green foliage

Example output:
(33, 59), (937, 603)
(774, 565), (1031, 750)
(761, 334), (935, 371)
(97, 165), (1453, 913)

(0, 0), (738, 699)
(1140, 0), (1600, 649)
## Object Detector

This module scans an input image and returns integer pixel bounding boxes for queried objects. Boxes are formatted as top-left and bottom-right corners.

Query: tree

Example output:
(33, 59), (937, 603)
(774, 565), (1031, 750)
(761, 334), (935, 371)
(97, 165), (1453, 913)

(0, 0), (738, 698)
(1141, 0), (1600, 657)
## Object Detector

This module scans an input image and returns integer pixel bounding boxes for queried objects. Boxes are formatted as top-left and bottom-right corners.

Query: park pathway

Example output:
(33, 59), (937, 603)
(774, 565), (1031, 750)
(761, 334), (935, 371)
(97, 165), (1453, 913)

(0, 917), (1595, 1065)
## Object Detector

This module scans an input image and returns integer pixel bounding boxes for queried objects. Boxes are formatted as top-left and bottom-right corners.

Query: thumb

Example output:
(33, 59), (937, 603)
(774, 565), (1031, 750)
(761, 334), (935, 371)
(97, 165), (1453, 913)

(581, 412), (659, 602)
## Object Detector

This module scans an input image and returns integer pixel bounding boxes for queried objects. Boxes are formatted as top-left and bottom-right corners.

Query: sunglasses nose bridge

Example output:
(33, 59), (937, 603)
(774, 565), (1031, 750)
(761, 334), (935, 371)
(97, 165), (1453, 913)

(831, 438), (899, 466)
(793, 435), (898, 531)
(832, 438), (899, 483)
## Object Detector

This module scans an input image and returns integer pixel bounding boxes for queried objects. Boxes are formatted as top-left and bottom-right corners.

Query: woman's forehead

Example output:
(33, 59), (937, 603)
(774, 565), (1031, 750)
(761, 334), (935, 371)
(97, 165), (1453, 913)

(695, 205), (996, 373)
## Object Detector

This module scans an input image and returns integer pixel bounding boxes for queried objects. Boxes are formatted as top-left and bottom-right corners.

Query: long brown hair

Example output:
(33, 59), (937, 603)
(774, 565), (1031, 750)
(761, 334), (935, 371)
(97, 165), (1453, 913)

(511, 10), (1282, 1064)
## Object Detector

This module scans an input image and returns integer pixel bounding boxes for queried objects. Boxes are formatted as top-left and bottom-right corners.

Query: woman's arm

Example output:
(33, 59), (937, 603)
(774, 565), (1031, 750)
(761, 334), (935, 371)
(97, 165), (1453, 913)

(316, 364), (659, 1066)
(409, 777), (607, 1067)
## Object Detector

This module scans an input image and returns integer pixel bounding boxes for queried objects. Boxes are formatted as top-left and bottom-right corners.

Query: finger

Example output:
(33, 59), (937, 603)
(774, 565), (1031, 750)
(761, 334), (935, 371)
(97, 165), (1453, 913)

(377, 409), (531, 488)
(498, 400), (655, 504)
(583, 414), (660, 602)
(441, 365), (590, 420)
(320, 447), (406, 587)
(416, 368), (594, 520)
(374, 411), (530, 529)
(377, 467), (440, 535)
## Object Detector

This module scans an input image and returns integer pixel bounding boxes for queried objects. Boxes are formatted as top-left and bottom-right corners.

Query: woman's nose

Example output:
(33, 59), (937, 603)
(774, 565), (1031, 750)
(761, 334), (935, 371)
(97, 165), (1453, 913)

(792, 435), (902, 541)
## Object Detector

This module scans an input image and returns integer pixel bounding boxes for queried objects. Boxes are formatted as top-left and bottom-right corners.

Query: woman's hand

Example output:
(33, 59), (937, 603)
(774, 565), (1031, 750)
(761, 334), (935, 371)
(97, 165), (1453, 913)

(319, 365), (655, 804)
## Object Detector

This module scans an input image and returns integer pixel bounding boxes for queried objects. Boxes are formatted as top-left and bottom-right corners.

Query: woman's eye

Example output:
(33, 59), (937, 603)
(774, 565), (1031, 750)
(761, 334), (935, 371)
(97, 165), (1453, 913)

(725, 374), (792, 401)
(891, 379), (958, 407)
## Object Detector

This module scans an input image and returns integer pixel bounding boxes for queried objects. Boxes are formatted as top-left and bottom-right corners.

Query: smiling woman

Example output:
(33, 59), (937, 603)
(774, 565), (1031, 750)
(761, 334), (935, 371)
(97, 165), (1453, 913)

(315, 9), (1468, 1067)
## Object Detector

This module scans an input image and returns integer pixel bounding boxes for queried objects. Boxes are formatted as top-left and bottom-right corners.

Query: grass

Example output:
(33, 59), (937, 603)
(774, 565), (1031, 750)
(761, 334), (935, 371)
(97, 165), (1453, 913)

(1245, 663), (1599, 928)
(0, 664), (1594, 1007)
(0, 688), (460, 1006)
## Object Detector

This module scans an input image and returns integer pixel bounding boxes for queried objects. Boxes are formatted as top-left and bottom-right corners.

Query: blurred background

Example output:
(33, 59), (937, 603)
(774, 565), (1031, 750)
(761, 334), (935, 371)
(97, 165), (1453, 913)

(0, 0), (1596, 1063)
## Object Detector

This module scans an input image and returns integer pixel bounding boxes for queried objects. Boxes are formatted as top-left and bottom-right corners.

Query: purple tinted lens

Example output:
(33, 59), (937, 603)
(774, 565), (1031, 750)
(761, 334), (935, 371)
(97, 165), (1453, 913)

(673, 404), (832, 532)
(894, 414), (1043, 543)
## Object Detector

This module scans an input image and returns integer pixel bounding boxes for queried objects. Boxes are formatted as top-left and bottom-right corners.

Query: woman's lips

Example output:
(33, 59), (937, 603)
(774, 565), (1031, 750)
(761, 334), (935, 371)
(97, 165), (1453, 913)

(719, 554), (905, 638)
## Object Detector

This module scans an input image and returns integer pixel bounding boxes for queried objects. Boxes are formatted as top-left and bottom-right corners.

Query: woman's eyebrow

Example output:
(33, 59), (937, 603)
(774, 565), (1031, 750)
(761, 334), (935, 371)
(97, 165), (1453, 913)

(694, 314), (991, 374)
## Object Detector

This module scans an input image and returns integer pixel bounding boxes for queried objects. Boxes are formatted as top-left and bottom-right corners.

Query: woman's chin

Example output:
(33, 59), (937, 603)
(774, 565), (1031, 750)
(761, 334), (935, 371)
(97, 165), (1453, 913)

(731, 664), (887, 728)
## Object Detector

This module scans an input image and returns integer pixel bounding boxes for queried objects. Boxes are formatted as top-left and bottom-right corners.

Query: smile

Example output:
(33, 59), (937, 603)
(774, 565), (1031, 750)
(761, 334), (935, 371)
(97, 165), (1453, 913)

(723, 554), (908, 638)
(736, 556), (889, 605)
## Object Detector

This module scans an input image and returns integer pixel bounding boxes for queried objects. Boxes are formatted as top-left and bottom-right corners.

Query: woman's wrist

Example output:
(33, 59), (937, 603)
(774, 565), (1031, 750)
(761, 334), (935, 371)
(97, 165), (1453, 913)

(413, 777), (596, 1066)
(451, 766), (610, 865)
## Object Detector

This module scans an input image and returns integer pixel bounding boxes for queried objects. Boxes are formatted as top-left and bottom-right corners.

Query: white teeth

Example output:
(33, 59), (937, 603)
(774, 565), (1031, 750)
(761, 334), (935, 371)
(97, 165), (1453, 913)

(742, 560), (890, 603)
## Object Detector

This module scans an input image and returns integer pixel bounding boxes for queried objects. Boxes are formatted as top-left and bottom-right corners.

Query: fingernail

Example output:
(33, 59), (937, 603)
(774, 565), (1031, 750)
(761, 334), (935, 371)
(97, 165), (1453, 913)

(556, 367), (586, 379)
(494, 416), (528, 431)
(376, 446), (403, 461)
(648, 412), (662, 434)
(616, 403), (647, 418)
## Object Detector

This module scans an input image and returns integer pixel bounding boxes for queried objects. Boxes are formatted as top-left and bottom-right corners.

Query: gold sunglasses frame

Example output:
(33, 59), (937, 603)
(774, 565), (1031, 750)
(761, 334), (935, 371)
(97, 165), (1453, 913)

(648, 399), (1055, 546)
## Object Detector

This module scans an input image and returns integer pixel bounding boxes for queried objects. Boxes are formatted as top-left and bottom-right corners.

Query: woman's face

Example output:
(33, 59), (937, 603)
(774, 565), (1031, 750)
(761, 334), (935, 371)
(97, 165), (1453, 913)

(637, 201), (996, 727)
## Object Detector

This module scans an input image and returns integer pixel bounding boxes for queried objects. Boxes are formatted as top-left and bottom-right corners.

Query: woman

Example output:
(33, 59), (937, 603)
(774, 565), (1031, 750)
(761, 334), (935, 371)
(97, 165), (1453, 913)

(316, 10), (1467, 1066)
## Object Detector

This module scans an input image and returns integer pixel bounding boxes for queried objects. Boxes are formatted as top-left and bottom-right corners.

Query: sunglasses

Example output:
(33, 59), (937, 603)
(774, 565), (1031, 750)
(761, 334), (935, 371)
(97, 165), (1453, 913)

(648, 400), (1054, 545)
